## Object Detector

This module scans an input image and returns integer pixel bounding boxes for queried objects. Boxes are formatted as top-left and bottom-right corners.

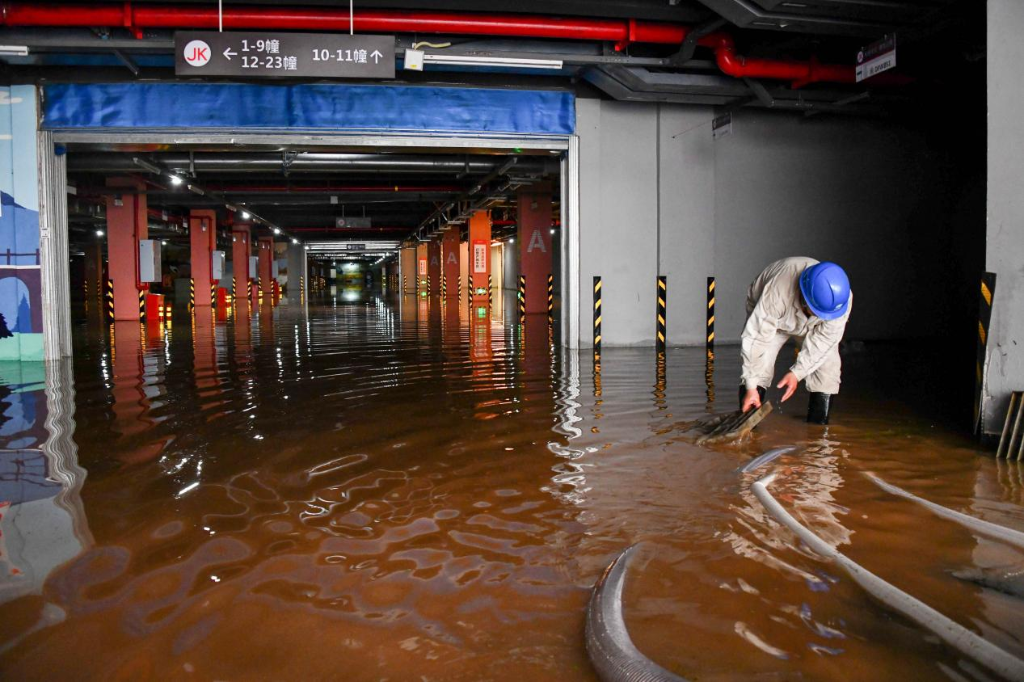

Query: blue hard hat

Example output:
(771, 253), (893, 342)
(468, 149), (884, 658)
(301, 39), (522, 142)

(799, 261), (850, 321)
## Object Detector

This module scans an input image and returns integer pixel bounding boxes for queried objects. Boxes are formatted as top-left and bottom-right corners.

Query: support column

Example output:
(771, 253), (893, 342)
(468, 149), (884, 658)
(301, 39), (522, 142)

(258, 235), (274, 303)
(84, 238), (104, 302)
(442, 228), (461, 303)
(400, 246), (417, 294)
(984, 0), (1024, 436)
(427, 240), (442, 297)
(286, 240), (306, 299)
(105, 178), (147, 321)
(518, 186), (553, 315)
(231, 223), (251, 308)
(469, 211), (491, 307)
(189, 209), (216, 308)
(416, 244), (428, 294)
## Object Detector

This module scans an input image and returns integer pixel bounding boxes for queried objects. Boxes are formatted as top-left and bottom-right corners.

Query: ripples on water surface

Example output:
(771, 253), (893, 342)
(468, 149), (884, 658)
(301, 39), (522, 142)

(0, 288), (1022, 680)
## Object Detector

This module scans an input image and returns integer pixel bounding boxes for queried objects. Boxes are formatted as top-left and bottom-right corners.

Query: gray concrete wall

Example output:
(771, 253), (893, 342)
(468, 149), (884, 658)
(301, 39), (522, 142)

(983, 0), (1024, 434)
(577, 98), (971, 349)
(577, 98), (659, 347)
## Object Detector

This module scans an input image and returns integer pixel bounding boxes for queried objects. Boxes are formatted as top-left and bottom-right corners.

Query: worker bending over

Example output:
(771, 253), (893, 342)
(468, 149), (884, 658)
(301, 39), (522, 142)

(740, 257), (852, 425)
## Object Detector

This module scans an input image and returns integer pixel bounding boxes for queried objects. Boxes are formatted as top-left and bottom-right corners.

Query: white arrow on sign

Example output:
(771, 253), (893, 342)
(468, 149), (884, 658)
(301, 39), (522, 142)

(371, 50), (383, 63)
(224, 48), (237, 60)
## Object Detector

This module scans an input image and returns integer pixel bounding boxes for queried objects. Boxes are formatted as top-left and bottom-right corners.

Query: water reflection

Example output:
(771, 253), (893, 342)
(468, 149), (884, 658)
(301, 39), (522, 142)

(0, 289), (1020, 680)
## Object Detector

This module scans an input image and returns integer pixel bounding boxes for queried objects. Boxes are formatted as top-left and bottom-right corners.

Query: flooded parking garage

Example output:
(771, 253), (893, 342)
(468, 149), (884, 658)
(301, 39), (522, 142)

(2, 0), (1024, 679)
(1, 291), (1022, 680)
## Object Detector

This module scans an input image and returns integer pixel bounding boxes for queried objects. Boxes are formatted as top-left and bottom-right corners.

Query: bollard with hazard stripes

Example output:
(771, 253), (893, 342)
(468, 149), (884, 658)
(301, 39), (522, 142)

(517, 275), (525, 322)
(138, 288), (147, 324)
(106, 279), (115, 322)
(656, 276), (667, 354)
(706, 276), (716, 360)
(974, 272), (998, 435)
(593, 276), (602, 364)
(189, 278), (195, 313)
(547, 274), (554, 324)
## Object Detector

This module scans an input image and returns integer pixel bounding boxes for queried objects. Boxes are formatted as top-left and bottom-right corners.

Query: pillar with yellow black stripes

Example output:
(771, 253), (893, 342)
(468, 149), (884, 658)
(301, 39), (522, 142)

(517, 275), (525, 322)
(974, 272), (998, 435)
(105, 279), (115, 322)
(706, 276), (716, 360)
(593, 276), (602, 364)
(138, 288), (147, 324)
(656, 276), (667, 354)
(189, 277), (195, 313)
(547, 274), (554, 324)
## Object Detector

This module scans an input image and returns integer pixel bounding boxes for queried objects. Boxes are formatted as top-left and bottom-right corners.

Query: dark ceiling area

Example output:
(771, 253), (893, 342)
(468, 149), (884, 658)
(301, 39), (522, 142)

(7, 0), (986, 260)
(65, 146), (561, 255)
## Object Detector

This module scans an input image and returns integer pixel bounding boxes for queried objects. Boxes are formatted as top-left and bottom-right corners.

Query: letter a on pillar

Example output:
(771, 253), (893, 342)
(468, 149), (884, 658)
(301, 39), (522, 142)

(518, 187), (553, 315)
(442, 228), (461, 302)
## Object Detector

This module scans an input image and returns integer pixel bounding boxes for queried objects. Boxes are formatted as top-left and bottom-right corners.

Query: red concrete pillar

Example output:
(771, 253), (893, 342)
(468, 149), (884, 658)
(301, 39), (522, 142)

(231, 224), (251, 306)
(189, 209), (217, 308)
(416, 244), (428, 293)
(468, 211), (491, 306)
(105, 178), (147, 321)
(427, 240), (442, 296)
(442, 228), (461, 303)
(518, 186), (553, 315)
(258, 236), (274, 302)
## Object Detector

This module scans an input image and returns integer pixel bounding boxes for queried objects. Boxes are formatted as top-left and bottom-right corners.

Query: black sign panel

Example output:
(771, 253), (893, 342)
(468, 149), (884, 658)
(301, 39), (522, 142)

(336, 217), (373, 229)
(175, 31), (395, 79)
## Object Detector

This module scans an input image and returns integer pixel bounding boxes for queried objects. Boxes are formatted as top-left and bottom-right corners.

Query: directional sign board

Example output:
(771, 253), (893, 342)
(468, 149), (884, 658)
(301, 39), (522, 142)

(336, 217), (373, 229)
(856, 34), (896, 83)
(175, 32), (395, 79)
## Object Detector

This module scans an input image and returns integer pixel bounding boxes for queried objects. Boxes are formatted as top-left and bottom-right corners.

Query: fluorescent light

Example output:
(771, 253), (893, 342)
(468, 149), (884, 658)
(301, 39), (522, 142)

(412, 53), (563, 70)
(132, 157), (161, 174)
(169, 175), (183, 186)
(241, 211), (251, 219)
(95, 229), (105, 237)
(0, 46), (29, 57)
(292, 238), (299, 244)
(550, 229), (555, 234)
(272, 227), (281, 235)
(509, 238), (515, 243)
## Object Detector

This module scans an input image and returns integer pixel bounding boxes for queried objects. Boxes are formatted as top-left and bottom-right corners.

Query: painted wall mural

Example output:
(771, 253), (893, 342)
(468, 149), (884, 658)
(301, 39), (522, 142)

(0, 86), (42, 361)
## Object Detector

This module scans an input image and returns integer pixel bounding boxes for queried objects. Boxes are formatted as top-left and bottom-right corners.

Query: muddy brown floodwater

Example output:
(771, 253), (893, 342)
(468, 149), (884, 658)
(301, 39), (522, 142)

(1, 288), (1022, 681)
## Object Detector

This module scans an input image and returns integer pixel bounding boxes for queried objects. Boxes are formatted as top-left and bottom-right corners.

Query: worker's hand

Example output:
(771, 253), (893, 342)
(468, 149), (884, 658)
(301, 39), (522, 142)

(741, 388), (762, 413)
(776, 371), (799, 403)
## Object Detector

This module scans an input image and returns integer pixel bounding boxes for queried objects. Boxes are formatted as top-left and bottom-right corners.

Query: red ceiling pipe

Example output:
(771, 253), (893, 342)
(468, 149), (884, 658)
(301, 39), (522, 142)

(1, 3), (882, 87)
(207, 184), (463, 192)
(2, 3), (685, 44)
(288, 227), (412, 231)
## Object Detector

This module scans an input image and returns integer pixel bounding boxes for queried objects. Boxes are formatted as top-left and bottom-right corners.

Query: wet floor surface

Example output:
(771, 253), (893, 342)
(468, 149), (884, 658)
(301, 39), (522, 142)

(1, 288), (1022, 680)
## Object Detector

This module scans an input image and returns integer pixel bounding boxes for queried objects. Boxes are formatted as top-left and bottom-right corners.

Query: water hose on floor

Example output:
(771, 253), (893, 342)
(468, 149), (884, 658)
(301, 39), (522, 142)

(585, 545), (688, 682)
(752, 472), (1024, 681)
(865, 472), (1024, 551)
(737, 446), (797, 474)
